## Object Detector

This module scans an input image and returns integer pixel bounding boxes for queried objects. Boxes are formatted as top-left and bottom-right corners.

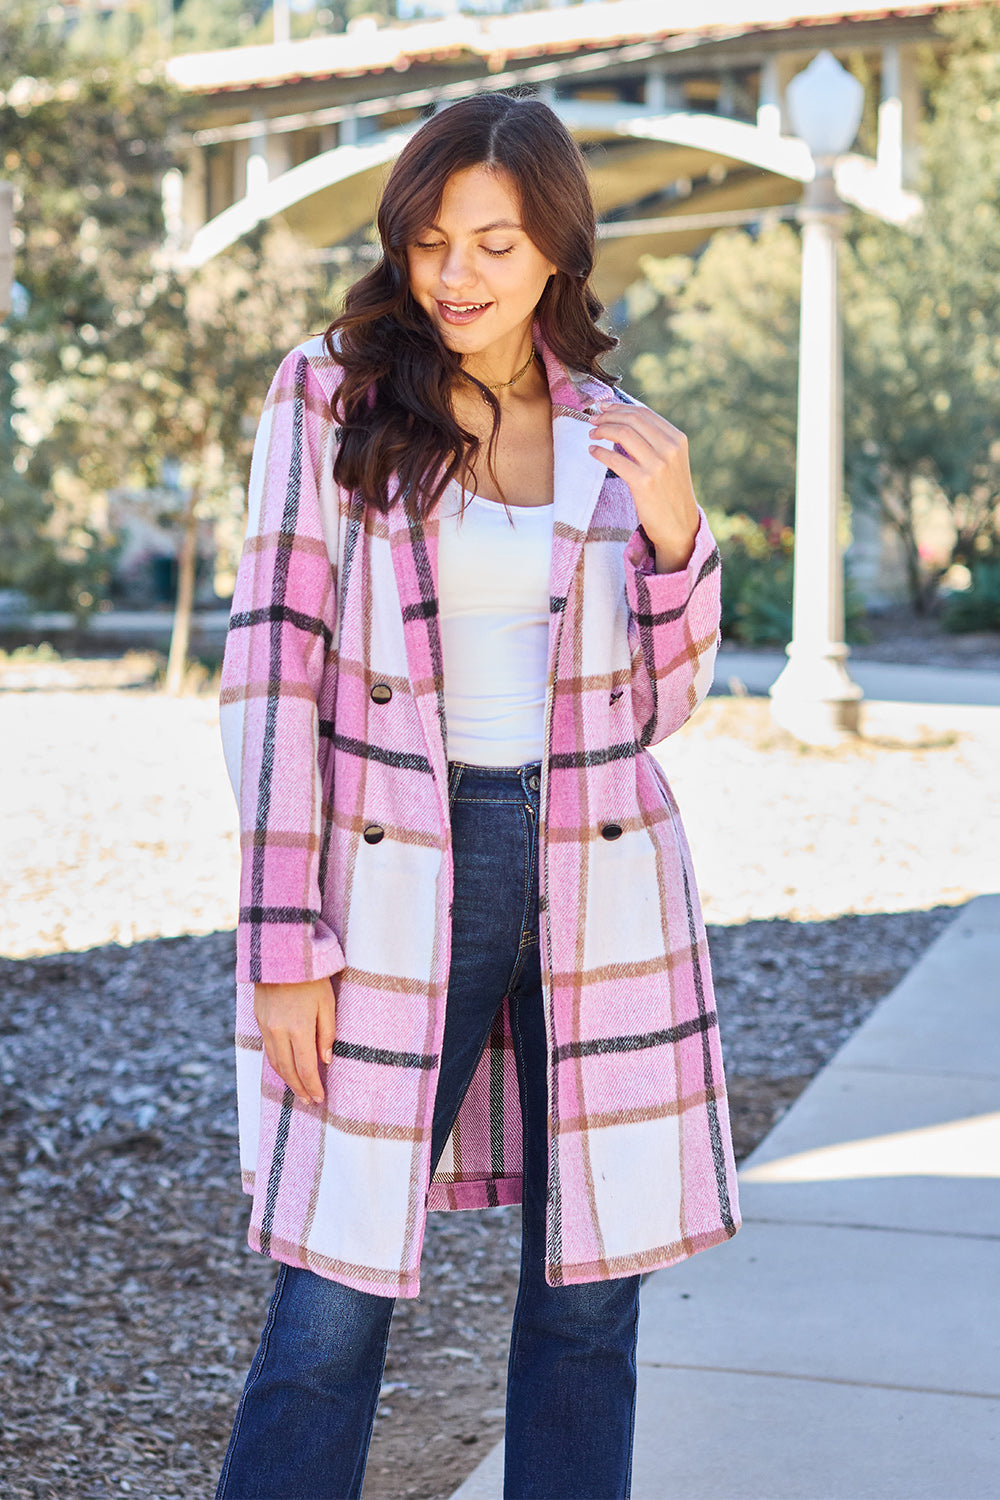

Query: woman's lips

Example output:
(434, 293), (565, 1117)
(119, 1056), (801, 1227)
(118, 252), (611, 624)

(435, 299), (492, 326)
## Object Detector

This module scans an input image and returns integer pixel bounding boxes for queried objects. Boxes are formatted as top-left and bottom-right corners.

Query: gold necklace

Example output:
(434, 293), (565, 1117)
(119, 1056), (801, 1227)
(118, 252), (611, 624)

(463, 347), (537, 398)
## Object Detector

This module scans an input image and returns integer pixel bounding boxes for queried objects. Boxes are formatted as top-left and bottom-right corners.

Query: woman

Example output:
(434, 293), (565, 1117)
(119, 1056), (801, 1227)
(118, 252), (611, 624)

(217, 93), (740, 1500)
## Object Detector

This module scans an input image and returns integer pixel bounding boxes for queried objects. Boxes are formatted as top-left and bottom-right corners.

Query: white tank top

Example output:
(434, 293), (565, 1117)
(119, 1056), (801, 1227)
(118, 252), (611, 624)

(437, 484), (553, 766)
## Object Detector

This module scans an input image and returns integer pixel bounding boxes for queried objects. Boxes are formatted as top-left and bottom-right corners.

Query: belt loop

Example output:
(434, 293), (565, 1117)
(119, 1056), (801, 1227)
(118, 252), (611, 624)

(447, 761), (463, 808)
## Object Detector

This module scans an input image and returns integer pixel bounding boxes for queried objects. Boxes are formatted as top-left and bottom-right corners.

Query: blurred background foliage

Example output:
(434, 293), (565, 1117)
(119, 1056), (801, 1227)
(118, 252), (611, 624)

(65, 0), (400, 58)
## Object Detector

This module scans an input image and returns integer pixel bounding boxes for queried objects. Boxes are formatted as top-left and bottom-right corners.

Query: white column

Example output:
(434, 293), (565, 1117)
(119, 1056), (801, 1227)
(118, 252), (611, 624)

(161, 167), (184, 249)
(180, 146), (208, 235)
(877, 43), (922, 191)
(645, 68), (684, 113)
(758, 55), (783, 136)
(273, 0), (290, 45)
(246, 117), (269, 198)
(878, 43), (903, 192)
(899, 44), (920, 188)
(340, 113), (359, 147)
(266, 129), (292, 179)
(769, 173), (862, 744)
(0, 181), (14, 320)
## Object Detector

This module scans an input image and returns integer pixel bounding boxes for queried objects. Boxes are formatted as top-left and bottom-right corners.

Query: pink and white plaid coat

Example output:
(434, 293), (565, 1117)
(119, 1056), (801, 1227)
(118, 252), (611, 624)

(219, 333), (740, 1298)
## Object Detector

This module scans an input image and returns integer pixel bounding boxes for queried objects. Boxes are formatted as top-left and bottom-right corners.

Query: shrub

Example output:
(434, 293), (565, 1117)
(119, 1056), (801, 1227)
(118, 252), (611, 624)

(713, 512), (868, 645)
(943, 560), (1000, 633)
(713, 513), (795, 644)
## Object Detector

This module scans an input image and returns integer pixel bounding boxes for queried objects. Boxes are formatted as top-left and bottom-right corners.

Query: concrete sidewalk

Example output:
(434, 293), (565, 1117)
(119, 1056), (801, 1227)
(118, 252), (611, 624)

(714, 648), (1000, 707)
(451, 894), (1000, 1500)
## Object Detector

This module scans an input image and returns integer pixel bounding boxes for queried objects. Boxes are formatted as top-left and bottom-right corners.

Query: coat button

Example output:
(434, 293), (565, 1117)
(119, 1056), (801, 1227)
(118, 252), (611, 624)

(370, 682), (392, 704)
(601, 824), (623, 841)
(363, 825), (385, 845)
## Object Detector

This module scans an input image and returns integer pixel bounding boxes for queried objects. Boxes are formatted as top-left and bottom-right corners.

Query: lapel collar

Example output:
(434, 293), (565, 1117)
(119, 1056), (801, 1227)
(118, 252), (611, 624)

(537, 334), (614, 613)
(386, 493), (450, 801)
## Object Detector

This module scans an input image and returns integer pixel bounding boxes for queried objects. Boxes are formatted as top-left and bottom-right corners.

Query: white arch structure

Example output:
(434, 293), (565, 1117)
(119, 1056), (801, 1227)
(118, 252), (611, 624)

(181, 101), (918, 271)
(183, 128), (418, 268)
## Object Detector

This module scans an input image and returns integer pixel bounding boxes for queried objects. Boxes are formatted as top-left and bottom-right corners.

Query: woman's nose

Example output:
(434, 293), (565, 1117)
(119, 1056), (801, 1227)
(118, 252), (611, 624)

(440, 244), (475, 288)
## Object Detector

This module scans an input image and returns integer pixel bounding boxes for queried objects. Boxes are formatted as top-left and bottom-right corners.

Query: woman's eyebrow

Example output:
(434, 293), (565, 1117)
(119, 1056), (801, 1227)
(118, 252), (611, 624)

(426, 218), (523, 234)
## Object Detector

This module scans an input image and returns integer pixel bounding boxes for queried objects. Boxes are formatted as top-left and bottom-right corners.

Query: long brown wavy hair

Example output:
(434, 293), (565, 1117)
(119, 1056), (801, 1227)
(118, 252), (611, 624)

(324, 92), (618, 514)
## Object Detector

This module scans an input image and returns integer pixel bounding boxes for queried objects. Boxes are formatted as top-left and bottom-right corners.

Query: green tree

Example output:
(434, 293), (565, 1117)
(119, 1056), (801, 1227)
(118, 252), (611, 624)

(1, 2), (338, 680)
(843, 3), (1000, 608)
(169, 0), (398, 52)
(65, 0), (166, 62)
(621, 222), (800, 530)
(621, 5), (1000, 614)
(0, 1), (178, 609)
(171, 0), (269, 54)
(43, 227), (339, 687)
(0, 348), (105, 608)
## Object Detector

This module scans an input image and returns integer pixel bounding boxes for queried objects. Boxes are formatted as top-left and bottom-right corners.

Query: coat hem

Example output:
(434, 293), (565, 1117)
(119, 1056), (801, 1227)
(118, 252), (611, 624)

(246, 1225), (423, 1299)
(426, 1175), (522, 1211)
(544, 1216), (741, 1287)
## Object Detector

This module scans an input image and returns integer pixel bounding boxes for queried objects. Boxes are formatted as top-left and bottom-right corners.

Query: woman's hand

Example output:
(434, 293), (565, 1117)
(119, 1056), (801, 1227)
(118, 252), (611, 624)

(589, 400), (700, 574)
(254, 977), (337, 1106)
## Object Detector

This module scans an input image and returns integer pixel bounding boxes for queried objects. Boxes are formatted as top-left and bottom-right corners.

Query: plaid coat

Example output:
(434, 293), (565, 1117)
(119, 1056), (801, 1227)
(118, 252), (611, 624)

(219, 332), (740, 1298)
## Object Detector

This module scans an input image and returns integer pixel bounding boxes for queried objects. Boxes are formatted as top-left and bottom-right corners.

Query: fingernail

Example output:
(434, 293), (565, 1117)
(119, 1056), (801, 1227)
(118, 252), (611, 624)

(323, 1048), (333, 1063)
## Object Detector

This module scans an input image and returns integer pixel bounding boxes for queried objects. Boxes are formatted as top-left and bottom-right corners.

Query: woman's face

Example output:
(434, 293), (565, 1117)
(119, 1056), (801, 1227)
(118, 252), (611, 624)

(406, 164), (557, 373)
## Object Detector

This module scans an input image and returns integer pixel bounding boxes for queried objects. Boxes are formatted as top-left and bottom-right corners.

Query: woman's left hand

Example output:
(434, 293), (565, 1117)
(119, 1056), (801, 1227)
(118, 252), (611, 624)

(589, 400), (700, 574)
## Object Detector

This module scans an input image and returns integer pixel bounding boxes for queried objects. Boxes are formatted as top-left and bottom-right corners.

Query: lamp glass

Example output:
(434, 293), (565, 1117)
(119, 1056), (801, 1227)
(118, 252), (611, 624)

(786, 50), (865, 157)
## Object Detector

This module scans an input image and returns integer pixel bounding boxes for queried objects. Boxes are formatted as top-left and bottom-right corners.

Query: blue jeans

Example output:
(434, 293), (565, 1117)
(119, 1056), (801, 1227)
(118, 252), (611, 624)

(216, 762), (641, 1500)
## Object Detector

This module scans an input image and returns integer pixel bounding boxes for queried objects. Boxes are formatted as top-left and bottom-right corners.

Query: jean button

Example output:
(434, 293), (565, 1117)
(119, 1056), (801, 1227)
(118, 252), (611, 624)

(528, 773), (540, 791)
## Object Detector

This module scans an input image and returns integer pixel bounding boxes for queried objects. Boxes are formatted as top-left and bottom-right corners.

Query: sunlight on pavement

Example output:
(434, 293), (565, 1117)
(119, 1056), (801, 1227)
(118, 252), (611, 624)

(740, 1110), (1000, 1182)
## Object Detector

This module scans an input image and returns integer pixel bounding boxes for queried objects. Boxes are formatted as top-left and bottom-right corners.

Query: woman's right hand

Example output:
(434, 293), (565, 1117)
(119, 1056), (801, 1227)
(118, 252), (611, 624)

(254, 977), (337, 1106)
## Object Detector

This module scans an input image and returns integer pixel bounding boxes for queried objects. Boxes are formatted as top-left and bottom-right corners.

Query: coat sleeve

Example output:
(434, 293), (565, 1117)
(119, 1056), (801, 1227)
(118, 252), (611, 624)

(623, 507), (721, 748)
(219, 346), (345, 986)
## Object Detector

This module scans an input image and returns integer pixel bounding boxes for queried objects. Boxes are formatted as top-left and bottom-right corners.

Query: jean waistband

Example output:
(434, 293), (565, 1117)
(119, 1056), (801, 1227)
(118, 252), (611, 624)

(448, 760), (542, 804)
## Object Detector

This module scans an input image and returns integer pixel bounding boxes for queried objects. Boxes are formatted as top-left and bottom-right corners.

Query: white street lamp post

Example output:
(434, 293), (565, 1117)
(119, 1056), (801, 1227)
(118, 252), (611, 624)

(769, 52), (865, 745)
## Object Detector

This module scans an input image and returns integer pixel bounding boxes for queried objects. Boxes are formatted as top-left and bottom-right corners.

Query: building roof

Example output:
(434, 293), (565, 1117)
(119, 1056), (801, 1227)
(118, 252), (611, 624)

(167, 0), (972, 94)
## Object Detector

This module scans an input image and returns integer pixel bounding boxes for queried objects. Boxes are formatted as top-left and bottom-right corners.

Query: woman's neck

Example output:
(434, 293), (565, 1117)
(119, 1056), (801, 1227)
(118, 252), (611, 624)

(451, 361), (549, 430)
(458, 335), (538, 392)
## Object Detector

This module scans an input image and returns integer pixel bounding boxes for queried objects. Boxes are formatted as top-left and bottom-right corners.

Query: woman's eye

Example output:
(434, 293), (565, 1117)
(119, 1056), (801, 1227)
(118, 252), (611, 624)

(413, 241), (443, 251)
(483, 246), (514, 258)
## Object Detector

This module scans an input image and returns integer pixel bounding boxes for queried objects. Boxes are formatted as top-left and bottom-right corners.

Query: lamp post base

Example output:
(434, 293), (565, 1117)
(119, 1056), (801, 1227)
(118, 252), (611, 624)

(769, 644), (863, 746)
